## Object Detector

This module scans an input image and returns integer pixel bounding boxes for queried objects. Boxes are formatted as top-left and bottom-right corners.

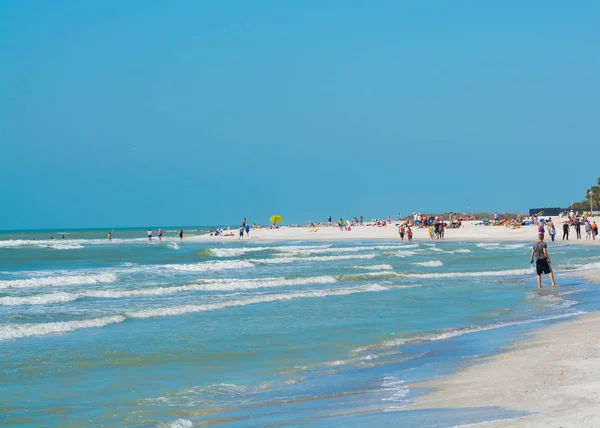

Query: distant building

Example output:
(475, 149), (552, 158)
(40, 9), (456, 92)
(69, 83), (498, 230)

(528, 207), (566, 216)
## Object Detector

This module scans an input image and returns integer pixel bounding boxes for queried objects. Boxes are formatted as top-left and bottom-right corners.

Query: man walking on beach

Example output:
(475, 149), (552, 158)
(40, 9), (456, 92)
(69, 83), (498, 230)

(562, 222), (569, 240)
(574, 219), (582, 239)
(530, 233), (557, 288)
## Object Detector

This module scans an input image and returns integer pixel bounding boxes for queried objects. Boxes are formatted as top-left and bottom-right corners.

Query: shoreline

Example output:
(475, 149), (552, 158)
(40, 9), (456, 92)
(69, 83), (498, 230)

(188, 221), (600, 245)
(403, 309), (600, 427)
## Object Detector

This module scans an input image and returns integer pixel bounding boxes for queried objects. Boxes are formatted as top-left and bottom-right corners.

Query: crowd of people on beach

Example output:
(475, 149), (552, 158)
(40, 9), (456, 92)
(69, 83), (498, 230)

(200, 210), (598, 246)
(535, 212), (598, 242)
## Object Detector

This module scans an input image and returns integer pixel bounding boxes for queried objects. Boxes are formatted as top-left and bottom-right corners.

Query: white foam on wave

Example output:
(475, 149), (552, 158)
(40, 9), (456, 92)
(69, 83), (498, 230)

(569, 261), (600, 272)
(475, 243), (527, 250)
(381, 375), (409, 402)
(0, 237), (150, 249)
(127, 284), (388, 319)
(400, 267), (533, 279)
(0, 275), (342, 306)
(0, 273), (117, 289)
(0, 237), (195, 250)
(188, 275), (339, 291)
(167, 260), (254, 272)
(380, 312), (584, 348)
(0, 315), (126, 341)
(454, 248), (472, 253)
(209, 245), (333, 257)
(0, 292), (78, 306)
(387, 251), (418, 258)
(47, 243), (85, 250)
(250, 254), (377, 265)
(352, 264), (394, 271)
(411, 260), (444, 267)
(161, 420), (193, 428)
(276, 245), (403, 256)
(167, 242), (180, 250)
(526, 292), (579, 310)
(209, 247), (274, 257)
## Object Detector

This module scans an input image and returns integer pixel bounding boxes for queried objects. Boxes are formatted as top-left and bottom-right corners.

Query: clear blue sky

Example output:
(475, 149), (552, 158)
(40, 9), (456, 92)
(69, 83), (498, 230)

(1, 1), (599, 229)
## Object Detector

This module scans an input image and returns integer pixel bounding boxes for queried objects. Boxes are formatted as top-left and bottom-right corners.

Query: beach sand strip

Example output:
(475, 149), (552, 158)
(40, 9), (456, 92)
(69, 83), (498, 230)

(404, 311), (600, 427)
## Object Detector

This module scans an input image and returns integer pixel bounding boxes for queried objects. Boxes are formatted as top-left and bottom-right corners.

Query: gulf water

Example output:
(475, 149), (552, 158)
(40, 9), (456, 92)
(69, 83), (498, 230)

(1, 228), (599, 427)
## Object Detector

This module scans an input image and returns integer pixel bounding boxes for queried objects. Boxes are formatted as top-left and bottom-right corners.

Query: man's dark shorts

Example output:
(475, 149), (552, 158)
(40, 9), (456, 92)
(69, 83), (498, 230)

(536, 259), (552, 275)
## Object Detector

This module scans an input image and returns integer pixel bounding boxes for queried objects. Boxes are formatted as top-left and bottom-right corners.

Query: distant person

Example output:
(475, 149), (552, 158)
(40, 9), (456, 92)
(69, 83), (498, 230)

(328, 216), (332, 225)
(585, 221), (592, 240)
(530, 233), (557, 288)
(62, 234), (65, 239)
(398, 224), (405, 241)
(178, 229), (184, 241)
(158, 228), (163, 242)
(593, 221), (598, 240)
(562, 222), (569, 240)
(574, 219), (581, 239)
(245, 224), (250, 237)
(148, 229), (153, 242)
(107, 232), (112, 241)
(406, 226), (413, 242)
(338, 218), (344, 231)
(238, 225), (244, 239)
(548, 224), (556, 242)
(242, 218), (246, 228)
(537, 222), (545, 236)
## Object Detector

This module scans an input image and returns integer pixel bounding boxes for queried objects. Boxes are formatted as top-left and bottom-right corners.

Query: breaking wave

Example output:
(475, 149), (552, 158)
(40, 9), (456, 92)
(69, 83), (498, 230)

(0, 273), (117, 289)
(127, 284), (388, 319)
(0, 315), (126, 341)
(411, 260), (444, 267)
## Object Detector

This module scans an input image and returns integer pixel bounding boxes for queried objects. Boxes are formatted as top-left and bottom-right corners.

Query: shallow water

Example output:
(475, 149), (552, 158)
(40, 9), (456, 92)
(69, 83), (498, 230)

(1, 229), (599, 426)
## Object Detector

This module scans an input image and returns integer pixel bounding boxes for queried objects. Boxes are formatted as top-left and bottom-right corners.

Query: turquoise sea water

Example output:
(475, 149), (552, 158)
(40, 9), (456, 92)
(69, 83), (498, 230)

(1, 228), (599, 427)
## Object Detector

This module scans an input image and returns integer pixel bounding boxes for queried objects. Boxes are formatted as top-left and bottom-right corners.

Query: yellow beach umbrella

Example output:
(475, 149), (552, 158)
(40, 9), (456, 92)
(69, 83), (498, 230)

(270, 215), (283, 224)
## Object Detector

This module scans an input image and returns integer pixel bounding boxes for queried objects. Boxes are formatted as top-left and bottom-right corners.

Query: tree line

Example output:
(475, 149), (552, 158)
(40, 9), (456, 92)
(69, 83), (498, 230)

(570, 177), (600, 213)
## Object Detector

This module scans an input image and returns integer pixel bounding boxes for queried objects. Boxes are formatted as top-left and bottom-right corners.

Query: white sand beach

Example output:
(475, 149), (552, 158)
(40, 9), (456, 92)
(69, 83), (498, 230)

(191, 220), (600, 246)
(404, 311), (600, 427)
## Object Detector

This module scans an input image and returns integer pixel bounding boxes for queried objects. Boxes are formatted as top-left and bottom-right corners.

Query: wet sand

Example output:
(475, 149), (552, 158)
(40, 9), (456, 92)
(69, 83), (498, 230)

(404, 310), (600, 427)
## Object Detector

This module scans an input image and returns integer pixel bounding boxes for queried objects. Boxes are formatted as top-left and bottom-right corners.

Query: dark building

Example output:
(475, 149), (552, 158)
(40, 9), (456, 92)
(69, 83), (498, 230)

(528, 207), (566, 216)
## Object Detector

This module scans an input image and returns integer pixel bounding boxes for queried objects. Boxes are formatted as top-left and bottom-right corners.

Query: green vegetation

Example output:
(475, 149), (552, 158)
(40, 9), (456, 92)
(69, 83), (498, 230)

(569, 176), (600, 213)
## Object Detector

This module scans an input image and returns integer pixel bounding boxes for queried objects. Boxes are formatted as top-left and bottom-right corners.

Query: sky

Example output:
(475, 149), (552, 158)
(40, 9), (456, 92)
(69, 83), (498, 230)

(1, 1), (599, 230)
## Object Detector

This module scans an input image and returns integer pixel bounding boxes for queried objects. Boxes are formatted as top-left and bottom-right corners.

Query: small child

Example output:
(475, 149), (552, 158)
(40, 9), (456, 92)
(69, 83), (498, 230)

(239, 225), (244, 239)
(407, 227), (413, 242)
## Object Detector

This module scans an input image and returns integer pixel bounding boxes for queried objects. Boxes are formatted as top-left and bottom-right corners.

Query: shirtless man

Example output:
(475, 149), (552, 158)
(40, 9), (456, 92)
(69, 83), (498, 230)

(530, 233), (557, 288)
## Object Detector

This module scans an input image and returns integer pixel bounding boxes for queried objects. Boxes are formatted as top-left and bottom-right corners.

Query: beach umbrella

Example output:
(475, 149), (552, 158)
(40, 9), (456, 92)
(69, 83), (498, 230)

(270, 215), (283, 224)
